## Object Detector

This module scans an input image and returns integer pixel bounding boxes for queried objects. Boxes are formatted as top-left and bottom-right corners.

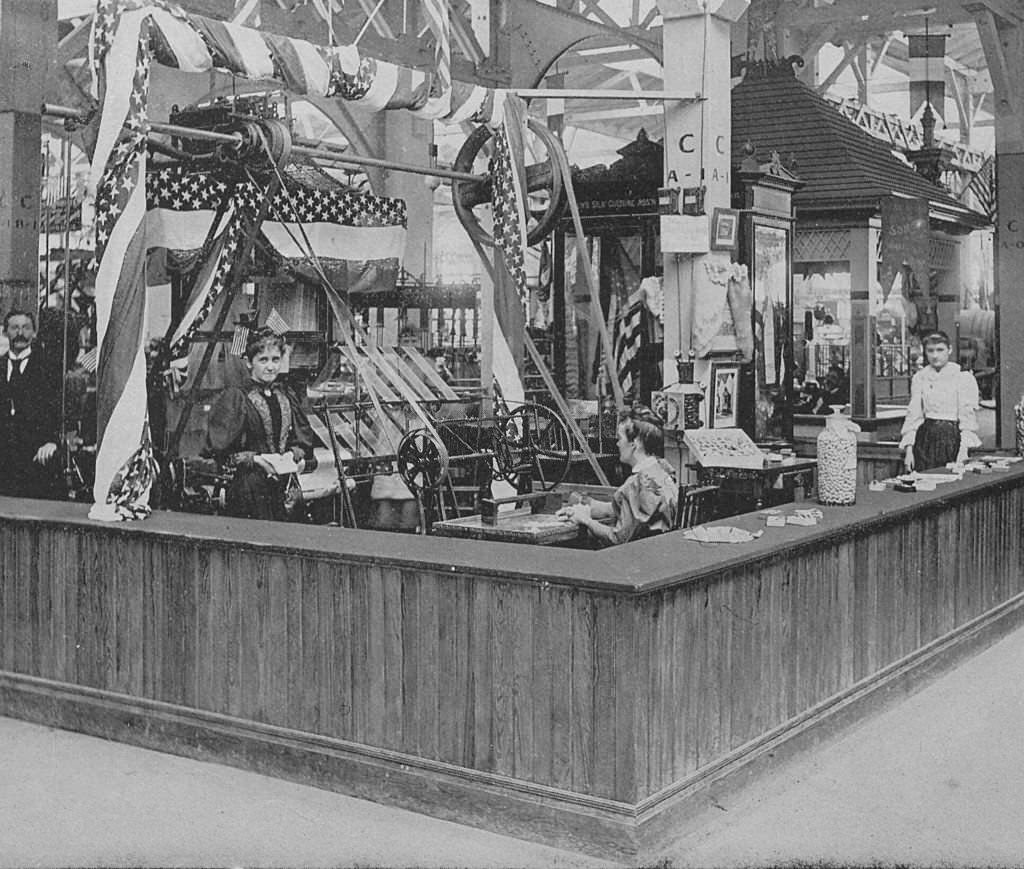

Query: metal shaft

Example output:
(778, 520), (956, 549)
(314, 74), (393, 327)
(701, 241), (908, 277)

(42, 103), (484, 184)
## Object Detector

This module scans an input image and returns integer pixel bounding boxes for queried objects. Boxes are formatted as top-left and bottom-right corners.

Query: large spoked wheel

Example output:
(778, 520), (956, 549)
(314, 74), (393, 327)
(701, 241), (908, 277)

(452, 118), (566, 248)
(493, 404), (572, 491)
(397, 429), (450, 495)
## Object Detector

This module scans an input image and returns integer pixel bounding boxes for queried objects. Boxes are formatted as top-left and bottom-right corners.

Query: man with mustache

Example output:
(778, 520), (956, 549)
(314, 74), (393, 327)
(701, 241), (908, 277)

(0, 310), (61, 498)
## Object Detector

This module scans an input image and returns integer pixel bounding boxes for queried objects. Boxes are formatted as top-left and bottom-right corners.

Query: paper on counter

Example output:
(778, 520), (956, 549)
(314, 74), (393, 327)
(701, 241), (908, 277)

(683, 525), (764, 544)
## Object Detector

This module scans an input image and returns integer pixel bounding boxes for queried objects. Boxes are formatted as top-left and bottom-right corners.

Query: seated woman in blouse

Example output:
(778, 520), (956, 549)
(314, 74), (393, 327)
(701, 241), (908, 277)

(203, 328), (317, 521)
(557, 405), (678, 546)
(901, 330), (981, 471)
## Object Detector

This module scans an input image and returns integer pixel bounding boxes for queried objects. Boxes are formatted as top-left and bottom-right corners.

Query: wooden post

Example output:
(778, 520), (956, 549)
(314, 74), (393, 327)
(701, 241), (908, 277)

(659, 0), (749, 382)
(0, 0), (57, 315)
(967, 4), (1024, 445)
(848, 222), (876, 419)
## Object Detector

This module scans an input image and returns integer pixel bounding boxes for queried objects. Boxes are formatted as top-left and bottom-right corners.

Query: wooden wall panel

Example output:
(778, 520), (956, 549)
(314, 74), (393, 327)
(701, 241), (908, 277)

(3, 478), (1024, 810)
(634, 484), (1024, 799)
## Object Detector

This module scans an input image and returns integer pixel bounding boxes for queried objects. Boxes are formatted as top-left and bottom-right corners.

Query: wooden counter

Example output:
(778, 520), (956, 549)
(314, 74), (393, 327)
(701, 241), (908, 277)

(2, 466), (1024, 859)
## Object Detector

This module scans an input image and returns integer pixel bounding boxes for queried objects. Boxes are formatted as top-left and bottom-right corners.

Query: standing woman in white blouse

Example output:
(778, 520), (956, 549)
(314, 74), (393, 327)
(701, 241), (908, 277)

(900, 330), (981, 471)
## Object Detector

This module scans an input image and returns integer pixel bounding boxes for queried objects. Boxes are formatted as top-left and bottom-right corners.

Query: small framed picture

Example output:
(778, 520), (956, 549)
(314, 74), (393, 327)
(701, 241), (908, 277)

(709, 362), (740, 429)
(710, 207), (740, 251)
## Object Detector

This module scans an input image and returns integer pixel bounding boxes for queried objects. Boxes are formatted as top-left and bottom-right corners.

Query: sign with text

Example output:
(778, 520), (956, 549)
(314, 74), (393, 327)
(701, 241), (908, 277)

(880, 196), (930, 297)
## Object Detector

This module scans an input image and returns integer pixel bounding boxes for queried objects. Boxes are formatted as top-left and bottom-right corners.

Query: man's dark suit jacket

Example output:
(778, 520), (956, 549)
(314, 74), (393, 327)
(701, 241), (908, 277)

(0, 349), (60, 498)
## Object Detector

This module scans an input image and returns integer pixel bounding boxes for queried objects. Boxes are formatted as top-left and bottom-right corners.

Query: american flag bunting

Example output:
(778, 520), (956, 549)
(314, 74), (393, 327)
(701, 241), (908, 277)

(88, 1), (162, 520)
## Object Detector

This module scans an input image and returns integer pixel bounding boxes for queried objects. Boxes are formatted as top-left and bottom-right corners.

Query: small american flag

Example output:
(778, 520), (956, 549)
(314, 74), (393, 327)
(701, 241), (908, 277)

(613, 299), (645, 398)
(230, 326), (250, 357)
(265, 307), (292, 335)
(963, 154), (996, 223)
(79, 347), (98, 374)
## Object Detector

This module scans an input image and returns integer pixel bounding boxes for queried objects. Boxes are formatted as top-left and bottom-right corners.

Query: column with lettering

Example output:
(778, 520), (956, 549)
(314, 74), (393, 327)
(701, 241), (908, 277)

(659, 0), (749, 380)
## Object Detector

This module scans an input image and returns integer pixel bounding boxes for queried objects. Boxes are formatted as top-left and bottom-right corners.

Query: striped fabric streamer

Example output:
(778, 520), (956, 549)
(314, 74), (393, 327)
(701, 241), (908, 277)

(264, 32), (332, 96)
(143, 6), (508, 127)
(148, 7), (214, 71)
(89, 4), (160, 521)
(191, 16), (275, 79)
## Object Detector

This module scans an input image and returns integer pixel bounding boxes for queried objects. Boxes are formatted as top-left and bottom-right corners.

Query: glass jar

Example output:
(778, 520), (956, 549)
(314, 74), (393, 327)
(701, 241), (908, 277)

(817, 408), (859, 506)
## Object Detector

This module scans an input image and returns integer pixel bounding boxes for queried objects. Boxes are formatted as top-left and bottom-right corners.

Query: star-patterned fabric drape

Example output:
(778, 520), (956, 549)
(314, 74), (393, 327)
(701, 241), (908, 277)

(146, 163), (408, 356)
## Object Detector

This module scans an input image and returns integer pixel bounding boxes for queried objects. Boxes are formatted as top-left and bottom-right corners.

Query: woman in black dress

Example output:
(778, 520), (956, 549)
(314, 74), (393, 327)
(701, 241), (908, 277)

(204, 328), (317, 520)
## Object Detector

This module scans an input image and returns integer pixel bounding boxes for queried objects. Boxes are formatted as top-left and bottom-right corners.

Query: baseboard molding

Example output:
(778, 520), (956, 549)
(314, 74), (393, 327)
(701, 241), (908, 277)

(3, 589), (1023, 862)
(0, 673), (641, 860)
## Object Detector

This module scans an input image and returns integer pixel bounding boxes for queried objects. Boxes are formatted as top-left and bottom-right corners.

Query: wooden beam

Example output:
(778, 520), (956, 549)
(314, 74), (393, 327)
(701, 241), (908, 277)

(640, 7), (660, 30)
(354, 0), (395, 40)
(794, 23), (840, 68)
(969, 5), (1024, 122)
(966, 0), (1024, 26)
(566, 105), (663, 122)
(449, 4), (487, 65)
(853, 43), (869, 103)
(777, 0), (973, 28)
(578, 0), (622, 30)
(816, 38), (867, 94)
(949, 68), (972, 143)
(971, 91), (988, 126)
(870, 34), (894, 76)
(515, 87), (697, 100)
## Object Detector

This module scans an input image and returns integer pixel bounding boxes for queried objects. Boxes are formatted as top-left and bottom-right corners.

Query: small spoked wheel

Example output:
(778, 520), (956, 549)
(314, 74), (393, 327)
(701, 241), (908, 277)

(397, 429), (450, 495)
(494, 404), (572, 491)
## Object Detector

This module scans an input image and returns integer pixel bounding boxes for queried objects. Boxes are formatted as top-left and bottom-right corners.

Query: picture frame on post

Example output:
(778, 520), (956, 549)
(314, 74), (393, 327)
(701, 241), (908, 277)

(709, 362), (740, 429)
(710, 207), (739, 252)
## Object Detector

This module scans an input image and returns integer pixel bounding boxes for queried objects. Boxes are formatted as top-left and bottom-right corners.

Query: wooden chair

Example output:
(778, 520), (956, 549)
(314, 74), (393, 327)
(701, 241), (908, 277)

(675, 484), (719, 530)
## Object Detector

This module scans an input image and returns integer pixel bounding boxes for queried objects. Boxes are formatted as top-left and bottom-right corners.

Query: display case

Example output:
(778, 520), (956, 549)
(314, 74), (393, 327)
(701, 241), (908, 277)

(733, 149), (802, 442)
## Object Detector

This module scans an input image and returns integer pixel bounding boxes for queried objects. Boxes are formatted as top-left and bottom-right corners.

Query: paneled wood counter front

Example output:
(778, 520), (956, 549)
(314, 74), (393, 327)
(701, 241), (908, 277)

(2, 466), (1024, 859)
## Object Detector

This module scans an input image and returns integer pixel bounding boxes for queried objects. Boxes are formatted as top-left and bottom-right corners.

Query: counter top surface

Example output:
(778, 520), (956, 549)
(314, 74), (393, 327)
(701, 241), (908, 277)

(2, 463), (1022, 594)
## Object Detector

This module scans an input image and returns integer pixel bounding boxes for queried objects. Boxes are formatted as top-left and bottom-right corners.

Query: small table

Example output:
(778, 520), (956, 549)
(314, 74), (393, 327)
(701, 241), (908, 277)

(432, 509), (584, 545)
(692, 458), (818, 514)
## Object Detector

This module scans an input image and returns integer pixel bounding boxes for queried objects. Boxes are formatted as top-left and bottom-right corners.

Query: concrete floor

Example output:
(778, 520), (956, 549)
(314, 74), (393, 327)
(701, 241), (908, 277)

(3, 607), (1024, 868)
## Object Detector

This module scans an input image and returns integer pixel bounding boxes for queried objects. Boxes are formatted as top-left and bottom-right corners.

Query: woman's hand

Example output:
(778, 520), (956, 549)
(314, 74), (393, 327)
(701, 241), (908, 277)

(904, 447), (915, 472)
(955, 444), (969, 465)
(33, 442), (57, 465)
(557, 502), (592, 525)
